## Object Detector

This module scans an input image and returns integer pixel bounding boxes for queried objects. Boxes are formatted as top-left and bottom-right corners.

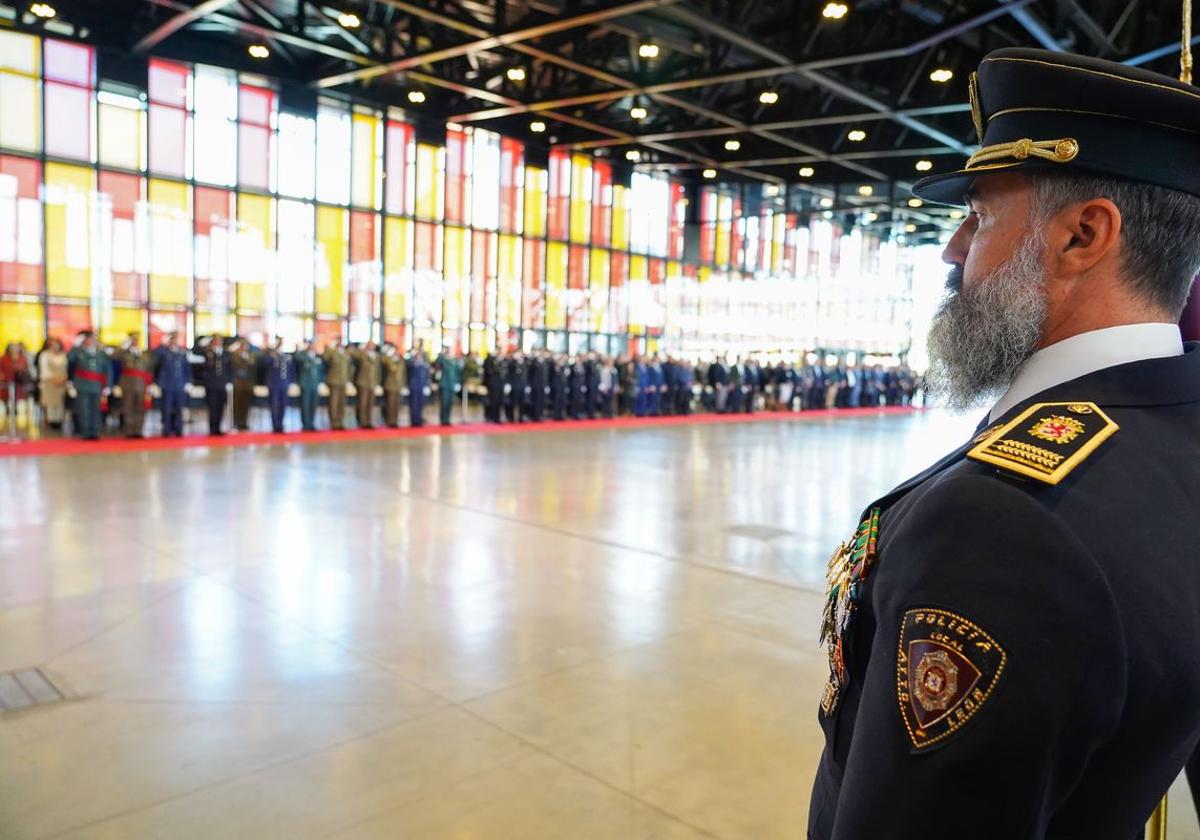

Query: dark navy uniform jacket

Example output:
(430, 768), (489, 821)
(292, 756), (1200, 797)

(810, 345), (1200, 840)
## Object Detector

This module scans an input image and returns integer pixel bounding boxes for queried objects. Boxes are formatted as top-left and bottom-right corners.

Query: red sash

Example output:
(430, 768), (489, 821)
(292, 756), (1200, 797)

(123, 368), (154, 385)
(76, 369), (107, 385)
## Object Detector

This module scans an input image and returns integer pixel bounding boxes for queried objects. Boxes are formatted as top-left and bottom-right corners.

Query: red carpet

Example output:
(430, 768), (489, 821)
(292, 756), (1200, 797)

(0, 406), (921, 459)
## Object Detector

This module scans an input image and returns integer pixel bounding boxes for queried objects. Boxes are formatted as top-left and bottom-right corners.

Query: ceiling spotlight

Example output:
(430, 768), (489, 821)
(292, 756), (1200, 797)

(863, 211), (878, 223)
(630, 106), (648, 120)
(822, 2), (849, 20)
(907, 198), (923, 208)
(702, 168), (717, 179)
(915, 159), (933, 172)
(819, 197), (834, 208)
(638, 42), (660, 59)
(29, 2), (55, 17)
(929, 67), (954, 84)
(724, 139), (741, 151)
(507, 67), (526, 82)
(949, 209), (965, 220)
(407, 90), (426, 104)
(857, 185), (873, 196)
(337, 11), (361, 28)
(798, 166), (815, 178)
(247, 43), (270, 59)
(625, 149), (642, 162)
(530, 120), (547, 133)
(847, 129), (867, 142)
(764, 184), (780, 197)
(758, 90), (779, 105)
(905, 223), (918, 233)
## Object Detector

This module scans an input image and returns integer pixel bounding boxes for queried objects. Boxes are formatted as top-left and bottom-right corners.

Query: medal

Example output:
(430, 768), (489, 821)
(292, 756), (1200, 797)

(819, 507), (881, 716)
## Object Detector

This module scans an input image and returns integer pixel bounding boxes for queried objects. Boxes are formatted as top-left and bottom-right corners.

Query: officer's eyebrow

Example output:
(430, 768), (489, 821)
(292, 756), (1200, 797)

(963, 185), (981, 209)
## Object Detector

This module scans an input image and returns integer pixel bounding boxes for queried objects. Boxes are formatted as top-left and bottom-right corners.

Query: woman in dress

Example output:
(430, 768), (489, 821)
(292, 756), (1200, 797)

(38, 337), (69, 429)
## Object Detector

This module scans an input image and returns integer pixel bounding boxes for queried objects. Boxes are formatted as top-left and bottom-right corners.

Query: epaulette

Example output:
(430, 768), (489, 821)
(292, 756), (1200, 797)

(967, 402), (1118, 485)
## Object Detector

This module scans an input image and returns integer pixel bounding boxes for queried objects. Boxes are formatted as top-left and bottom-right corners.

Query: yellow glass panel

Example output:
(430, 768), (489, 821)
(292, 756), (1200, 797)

(715, 222), (731, 267)
(544, 241), (567, 329)
(383, 216), (413, 323)
(0, 72), (41, 152)
(611, 185), (629, 250)
(99, 102), (146, 171)
(497, 233), (521, 327)
(351, 112), (382, 209)
(195, 310), (235, 337)
(236, 193), (272, 311)
(97, 306), (144, 345)
(569, 154), (591, 244)
(588, 247), (609, 333)
(315, 205), (346, 315)
(524, 167), (547, 238)
(415, 143), (442, 220)
(443, 226), (468, 326)
(628, 254), (647, 335)
(147, 179), (192, 305)
(0, 300), (44, 349)
(45, 163), (95, 299)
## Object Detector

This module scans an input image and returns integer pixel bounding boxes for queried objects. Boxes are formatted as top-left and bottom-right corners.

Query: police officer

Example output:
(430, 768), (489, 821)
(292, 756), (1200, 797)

(352, 341), (380, 429)
(115, 331), (153, 438)
(67, 331), (110, 440)
(196, 333), (230, 436)
(550, 354), (569, 421)
(379, 343), (405, 428)
(525, 351), (547, 422)
(264, 337), (294, 434)
(229, 338), (257, 432)
(808, 47), (1200, 839)
(406, 341), (430, 427)
(294, 340), (324, 431)
(434, 346), (462, 427)
(483, 351), (504, 423)
(322, 338), (351, 431)
(154, 331), (190, 437)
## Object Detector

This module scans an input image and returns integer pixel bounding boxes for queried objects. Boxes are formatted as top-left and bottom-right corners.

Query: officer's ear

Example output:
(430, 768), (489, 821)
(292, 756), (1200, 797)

(1046, 196), (1122, 281)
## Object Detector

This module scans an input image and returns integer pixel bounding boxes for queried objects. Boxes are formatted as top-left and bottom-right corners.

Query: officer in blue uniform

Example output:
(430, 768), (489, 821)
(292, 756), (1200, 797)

(808, 48), (1200, 839)
(195, 333), (230, 436)
(406, 341), (429, 428)
(264, 337), (295, 434)
(153, 331), (191, 437)
(633, 356), (648, 417)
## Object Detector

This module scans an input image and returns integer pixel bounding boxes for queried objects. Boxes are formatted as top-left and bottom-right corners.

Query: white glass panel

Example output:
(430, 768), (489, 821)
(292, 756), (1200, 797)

(99, 98), (145, 170)
(278, 113), (316, 200)
(472, 129), (500, 231)
(276, 199), (315, 313)
(193, 66), (237, 187)
(0, 73), (40, 151)
(316, 104), (351, 205)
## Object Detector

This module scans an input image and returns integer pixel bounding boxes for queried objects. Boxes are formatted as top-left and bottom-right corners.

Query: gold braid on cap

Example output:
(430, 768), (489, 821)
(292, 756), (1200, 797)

(1184, 0), (1194, 85)
(966, 137), (1080, 170)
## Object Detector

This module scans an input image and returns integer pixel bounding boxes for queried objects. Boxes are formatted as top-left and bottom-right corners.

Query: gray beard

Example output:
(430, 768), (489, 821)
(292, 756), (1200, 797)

(926, 235), (1049, 412)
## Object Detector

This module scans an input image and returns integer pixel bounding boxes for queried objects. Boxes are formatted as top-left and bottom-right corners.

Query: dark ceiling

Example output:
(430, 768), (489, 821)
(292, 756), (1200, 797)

(22, 0), (1197, 216)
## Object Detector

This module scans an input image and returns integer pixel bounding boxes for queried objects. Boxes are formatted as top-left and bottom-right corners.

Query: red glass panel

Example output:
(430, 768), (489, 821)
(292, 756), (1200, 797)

(149, 106), (187, 177)
(315, 317), (343, 347)
(237, 314), (266, 345)
(44, 82), (92, 161)
(591, 162), (612, 246)
(148, 60), (189, 107)
(470, 230), (497, 324)
(668, 181), (685, 259)
(609, 251), (628, 333)
(382, 321), (408, 350)
(499, 137), (522, 232)
(349, 211), (379, 319)
(238, 123), (271, 191)
(194, 187), (233, 309)
(567, 245), (587, 330)
(47, 303), (93, 343)
(521, 238), (544, 329)
(99, 171), (145, 302)
(0, 155), (43, 295)
(385, 120), (413, 215)
(238, 86), (273, 127)
(547, 149), (569, 241)
(148, 308), (187, 348)
(445, 129), (467, 224)
(414, 222), (440, 272)
(44, 40), (94, 86)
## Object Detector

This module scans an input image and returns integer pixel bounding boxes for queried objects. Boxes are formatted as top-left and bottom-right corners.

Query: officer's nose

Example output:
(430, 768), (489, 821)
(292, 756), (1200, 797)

(941, 212), (977, 267)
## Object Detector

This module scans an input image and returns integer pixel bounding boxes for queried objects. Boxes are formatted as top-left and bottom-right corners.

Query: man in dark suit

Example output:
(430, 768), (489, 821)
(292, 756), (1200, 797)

(809, 47), (1200, 840)
(196, 333), (230, 436)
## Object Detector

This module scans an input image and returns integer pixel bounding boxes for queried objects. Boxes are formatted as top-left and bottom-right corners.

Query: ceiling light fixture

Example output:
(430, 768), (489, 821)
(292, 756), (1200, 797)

(337, 11), (360, 28)
(764, 184), (780, 197)
(857, 185), (874, 196)
(949, 209), (965, 220)
(863, 211), (878, 223)
(247, 43), (270, 59)
(819, 197), (834, 208)
(506, 67), (526, 82)
(630, 106), (648, 120)
(798, 166), (815, 178)
(915, 159), (933, 172)
(905, 223), (918, 233)
(907, 198), (923, 208)
(724, 139), (741, 151)
(929, 68), (954, 84)
(702, 168), (717, 179)
(30, 2), (55, 17)
(822, 2), (849, 20)
(638, 42), (660, 59)
(407, 90), (426, 104)
(847, 129), (867, 142)
(758, 90), (779, 105)
(625, 149), (642, 162)
(529, 120), (547, 133)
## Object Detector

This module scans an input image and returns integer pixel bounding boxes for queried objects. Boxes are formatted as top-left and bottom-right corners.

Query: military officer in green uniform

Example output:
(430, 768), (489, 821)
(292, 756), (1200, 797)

(115, 331), (153, 438)
(381, 342), (407, 428)
(434, 346), (462, 426)
(808, 46), (1200, 839)
(68, 331), (111, 441)
(322, 338), (351, 431)
(229, 338), (257, 432)
(351, 341), (381, 429)
(294, 340), (324, 431)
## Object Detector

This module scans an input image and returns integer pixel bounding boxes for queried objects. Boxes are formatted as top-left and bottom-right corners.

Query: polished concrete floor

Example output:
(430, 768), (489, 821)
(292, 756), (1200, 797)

(1, 411), (1196, 839)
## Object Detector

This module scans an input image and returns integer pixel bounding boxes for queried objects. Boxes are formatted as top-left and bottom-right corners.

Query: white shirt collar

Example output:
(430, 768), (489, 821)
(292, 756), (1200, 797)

(988, 323), (1184, 422)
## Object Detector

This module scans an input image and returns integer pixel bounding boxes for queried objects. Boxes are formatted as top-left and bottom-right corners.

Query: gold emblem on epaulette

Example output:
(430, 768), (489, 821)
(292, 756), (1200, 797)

(968, 401), (1118, 484)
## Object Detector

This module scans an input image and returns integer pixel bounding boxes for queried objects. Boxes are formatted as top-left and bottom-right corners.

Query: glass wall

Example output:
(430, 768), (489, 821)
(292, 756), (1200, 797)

(0, 31), (913, 358)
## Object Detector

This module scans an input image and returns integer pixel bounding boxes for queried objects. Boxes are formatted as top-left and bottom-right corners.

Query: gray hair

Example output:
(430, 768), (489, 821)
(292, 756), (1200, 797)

(1027, 172), (1200, 317)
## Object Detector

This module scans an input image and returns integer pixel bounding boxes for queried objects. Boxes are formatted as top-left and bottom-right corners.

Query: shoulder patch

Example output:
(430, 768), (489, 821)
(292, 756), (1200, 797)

(896, 607), (1007, 752)
(967, 401), (1117, 484)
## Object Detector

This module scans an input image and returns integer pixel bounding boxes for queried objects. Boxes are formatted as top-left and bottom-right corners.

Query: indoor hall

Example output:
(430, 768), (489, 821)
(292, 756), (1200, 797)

(3, 0), (1200, 838)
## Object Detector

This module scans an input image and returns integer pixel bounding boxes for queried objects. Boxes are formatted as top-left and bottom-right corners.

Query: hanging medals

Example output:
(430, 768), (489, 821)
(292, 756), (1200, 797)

(819, 507), (881, 716)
